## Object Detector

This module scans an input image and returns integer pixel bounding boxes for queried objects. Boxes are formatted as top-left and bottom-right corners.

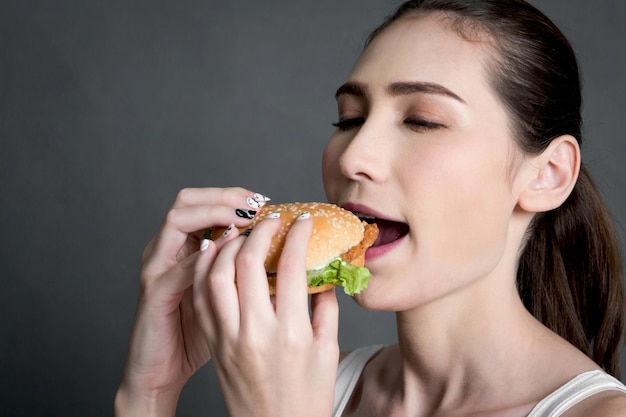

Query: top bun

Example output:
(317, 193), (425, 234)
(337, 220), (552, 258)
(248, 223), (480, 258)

(250, 202), (365, 272)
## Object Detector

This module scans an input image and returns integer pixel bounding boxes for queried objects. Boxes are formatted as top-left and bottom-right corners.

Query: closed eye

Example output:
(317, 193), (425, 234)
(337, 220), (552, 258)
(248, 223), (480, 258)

(332, 117), (365, 131)
(404, 117), (446, 132)
(333, 117), (446, 132)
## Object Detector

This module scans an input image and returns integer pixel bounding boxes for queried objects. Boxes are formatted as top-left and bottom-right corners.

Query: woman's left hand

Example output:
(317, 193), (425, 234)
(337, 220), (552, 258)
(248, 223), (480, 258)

(193, 213), (340, 417)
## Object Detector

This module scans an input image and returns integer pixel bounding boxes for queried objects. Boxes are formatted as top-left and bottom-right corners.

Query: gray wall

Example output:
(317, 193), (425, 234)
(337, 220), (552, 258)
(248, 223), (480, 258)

(1, 1), (624, 416)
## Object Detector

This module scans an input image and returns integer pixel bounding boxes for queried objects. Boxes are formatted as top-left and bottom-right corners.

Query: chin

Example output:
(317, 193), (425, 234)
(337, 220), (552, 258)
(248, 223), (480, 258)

(348, 275), (405, 312)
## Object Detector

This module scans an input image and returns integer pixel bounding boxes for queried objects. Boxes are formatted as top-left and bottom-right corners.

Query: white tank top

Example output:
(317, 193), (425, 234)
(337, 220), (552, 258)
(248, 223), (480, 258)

(333, 345), (626, 417)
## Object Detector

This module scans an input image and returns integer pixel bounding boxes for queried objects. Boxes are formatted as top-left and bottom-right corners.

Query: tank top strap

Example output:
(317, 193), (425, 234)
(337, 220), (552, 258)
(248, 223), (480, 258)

(333, 345), (385, 417)
(527, 370), (626, 417)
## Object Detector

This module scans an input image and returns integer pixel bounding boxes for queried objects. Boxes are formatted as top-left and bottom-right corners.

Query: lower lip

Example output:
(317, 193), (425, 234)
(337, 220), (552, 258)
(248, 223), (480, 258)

(365, 234), (406, 261)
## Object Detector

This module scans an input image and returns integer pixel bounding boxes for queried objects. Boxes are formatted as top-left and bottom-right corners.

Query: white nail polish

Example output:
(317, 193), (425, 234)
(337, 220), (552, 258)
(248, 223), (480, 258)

(266, 212), (281, 219)
(297, 212), (310, 220)
(247, 197), (262, 209)
(200, 239), (210, 251)
(222, 223), (235, 238)
(253, 193), (271, 202)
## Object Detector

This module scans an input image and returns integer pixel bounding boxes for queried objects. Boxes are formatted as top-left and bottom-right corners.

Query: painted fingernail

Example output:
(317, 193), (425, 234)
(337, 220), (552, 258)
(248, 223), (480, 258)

(222, 223), (235, 238)
(265, 211), (281, 219)
(247, 193), (271, 209)
(297, 212), (310, 220)
(247, 197), (263, 209)
(200, 239), (210, 251)
(253, 193), (271, 203)
(240, 228), (253, 237)
(235, 208), (257, 219)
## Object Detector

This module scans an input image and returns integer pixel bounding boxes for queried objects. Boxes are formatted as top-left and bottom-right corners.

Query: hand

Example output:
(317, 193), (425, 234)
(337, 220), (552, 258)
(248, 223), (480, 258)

(115, 187), (270, 417)
(193, 211), (340, 417)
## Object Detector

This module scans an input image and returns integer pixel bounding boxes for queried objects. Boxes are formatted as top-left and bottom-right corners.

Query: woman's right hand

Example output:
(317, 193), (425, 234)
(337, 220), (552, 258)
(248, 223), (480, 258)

(114, 187), (270, 417)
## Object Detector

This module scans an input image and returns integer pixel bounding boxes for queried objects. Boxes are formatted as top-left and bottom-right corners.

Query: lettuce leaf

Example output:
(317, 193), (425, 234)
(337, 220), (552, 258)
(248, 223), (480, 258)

(306, 258), (371, 296)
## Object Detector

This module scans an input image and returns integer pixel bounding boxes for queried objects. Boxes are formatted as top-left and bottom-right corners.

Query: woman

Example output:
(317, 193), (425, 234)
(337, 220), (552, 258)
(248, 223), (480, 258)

(115, 1), (626, 416)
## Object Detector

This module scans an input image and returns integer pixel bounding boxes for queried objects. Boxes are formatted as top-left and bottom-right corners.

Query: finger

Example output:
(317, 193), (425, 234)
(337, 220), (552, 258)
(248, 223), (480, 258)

(148, 187), (254, 260)
(144, 203), (258, 278)
(274, 212), (312, 323)
(211, 223), (241, 251)
(235, 212), (283, 324)
(193, 239), (221, 343)
(145, 245), (209, 314)
(171, 187), (269, 242)
(310, 288), (339, 345)
(170, 187), (267, 210)
(193, 224), (242, 341)
(179, 284), (212, 363)
(204, 236), (248, 341)
(143, 187), (270, 267)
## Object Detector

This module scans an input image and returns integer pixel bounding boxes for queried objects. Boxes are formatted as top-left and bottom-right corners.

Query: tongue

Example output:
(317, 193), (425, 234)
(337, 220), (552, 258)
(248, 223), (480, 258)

(372, 219), (409, 247)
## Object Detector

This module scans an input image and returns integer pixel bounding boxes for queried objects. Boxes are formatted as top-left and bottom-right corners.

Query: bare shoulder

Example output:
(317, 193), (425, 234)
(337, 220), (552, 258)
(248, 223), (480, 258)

(564, 391), (626, 417)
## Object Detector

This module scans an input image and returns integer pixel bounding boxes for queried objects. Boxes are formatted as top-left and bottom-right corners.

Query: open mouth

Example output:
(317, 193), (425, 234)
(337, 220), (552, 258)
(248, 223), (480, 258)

(353, 212), (410, 247)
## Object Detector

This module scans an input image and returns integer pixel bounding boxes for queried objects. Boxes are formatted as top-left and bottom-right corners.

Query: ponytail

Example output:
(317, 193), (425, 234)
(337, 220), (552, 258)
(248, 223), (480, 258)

(517, 166), (625, 377)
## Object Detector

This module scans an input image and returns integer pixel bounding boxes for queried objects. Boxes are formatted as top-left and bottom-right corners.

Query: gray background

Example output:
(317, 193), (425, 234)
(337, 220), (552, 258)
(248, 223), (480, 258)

(1, 1), (624, 416)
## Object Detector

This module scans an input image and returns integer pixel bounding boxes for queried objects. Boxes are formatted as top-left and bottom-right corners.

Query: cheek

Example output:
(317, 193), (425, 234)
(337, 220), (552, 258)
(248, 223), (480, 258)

(405, 142), (514, 270)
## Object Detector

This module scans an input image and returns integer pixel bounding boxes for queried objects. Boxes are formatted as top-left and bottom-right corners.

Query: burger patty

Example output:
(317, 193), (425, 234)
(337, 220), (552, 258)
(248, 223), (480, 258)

(340, 222), (379, 267)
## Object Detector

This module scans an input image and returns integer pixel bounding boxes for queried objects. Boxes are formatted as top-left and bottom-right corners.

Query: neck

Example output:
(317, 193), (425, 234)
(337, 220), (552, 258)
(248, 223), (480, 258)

(390, 252), (550, 414)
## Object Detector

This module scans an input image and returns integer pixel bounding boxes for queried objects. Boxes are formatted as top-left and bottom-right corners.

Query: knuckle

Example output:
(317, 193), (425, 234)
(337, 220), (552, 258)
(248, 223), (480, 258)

(277, 251), (297, 269)
(139, 261), (161, 287)
(216, 186), (247, 205)
(235, 250), (258, 270)
(279, 326), (310, 351)
(175, 187), (194, 205)
(138, 275), (157, 299)
(164, 207), (181, 227)
(277, 249), (303, 273)
(206, 270), (230, 294)
(318, 338), (340, 358)
(141, 240), (154, 263)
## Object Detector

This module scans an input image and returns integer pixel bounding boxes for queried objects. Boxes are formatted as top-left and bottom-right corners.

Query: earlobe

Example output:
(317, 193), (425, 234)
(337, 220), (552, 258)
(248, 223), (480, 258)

(518, 135), (581, 213)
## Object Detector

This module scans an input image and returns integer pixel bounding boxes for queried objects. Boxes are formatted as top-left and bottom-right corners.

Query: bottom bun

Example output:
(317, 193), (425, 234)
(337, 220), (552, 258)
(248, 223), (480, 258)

(267, 275), (335, 295)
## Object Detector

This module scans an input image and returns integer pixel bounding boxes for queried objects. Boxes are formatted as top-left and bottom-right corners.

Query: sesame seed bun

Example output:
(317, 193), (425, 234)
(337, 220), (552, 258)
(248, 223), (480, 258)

(253, 202), (365, 272)
(209, 202), (376, 294)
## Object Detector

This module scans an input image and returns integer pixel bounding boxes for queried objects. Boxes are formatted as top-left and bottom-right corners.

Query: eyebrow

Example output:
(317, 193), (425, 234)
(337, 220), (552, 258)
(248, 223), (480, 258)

(335, 81), (465, 104)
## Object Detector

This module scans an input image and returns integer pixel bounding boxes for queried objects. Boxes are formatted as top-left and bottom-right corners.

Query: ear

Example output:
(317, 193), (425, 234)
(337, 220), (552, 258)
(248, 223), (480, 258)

(517, 135), (581, 213)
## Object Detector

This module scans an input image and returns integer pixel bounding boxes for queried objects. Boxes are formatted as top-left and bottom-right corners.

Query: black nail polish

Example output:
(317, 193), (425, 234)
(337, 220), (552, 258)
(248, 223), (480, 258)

(235, 208), (257, 219)
(240, 228), (253, 237)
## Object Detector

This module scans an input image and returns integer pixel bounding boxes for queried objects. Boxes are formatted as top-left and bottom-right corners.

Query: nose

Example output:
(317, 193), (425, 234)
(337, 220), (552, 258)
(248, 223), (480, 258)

(337, 120), (389, 183)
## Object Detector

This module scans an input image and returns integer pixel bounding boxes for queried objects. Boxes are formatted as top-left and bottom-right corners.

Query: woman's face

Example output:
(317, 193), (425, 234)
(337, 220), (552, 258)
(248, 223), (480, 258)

(322, 15), (525, 311)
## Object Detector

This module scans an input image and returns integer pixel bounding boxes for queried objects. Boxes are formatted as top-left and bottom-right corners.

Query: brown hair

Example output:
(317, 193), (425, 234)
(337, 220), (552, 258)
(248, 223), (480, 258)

(367, 0), (625, 377)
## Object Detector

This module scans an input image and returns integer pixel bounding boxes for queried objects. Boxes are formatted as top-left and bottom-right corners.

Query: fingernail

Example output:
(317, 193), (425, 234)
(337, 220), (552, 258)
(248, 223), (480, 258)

(297, 212), (310, 220)
(247, 193), (271, 209)
(235, 208), (257, 219)
(222, 223), (235, 238)
(200, 239), (210, 251)
(253, 193), (271, 203)
(247, 197), (264, 209)
(265, 211), (280, 219)
(240, 228), (253, 237)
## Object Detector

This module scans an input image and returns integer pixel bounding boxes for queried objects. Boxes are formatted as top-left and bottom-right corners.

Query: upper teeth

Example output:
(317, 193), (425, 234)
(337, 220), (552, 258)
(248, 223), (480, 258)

(353, 212), (376, 220)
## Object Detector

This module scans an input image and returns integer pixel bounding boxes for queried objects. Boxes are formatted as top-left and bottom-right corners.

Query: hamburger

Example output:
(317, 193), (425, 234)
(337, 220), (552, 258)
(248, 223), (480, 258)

(209, 202), (378, 295)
